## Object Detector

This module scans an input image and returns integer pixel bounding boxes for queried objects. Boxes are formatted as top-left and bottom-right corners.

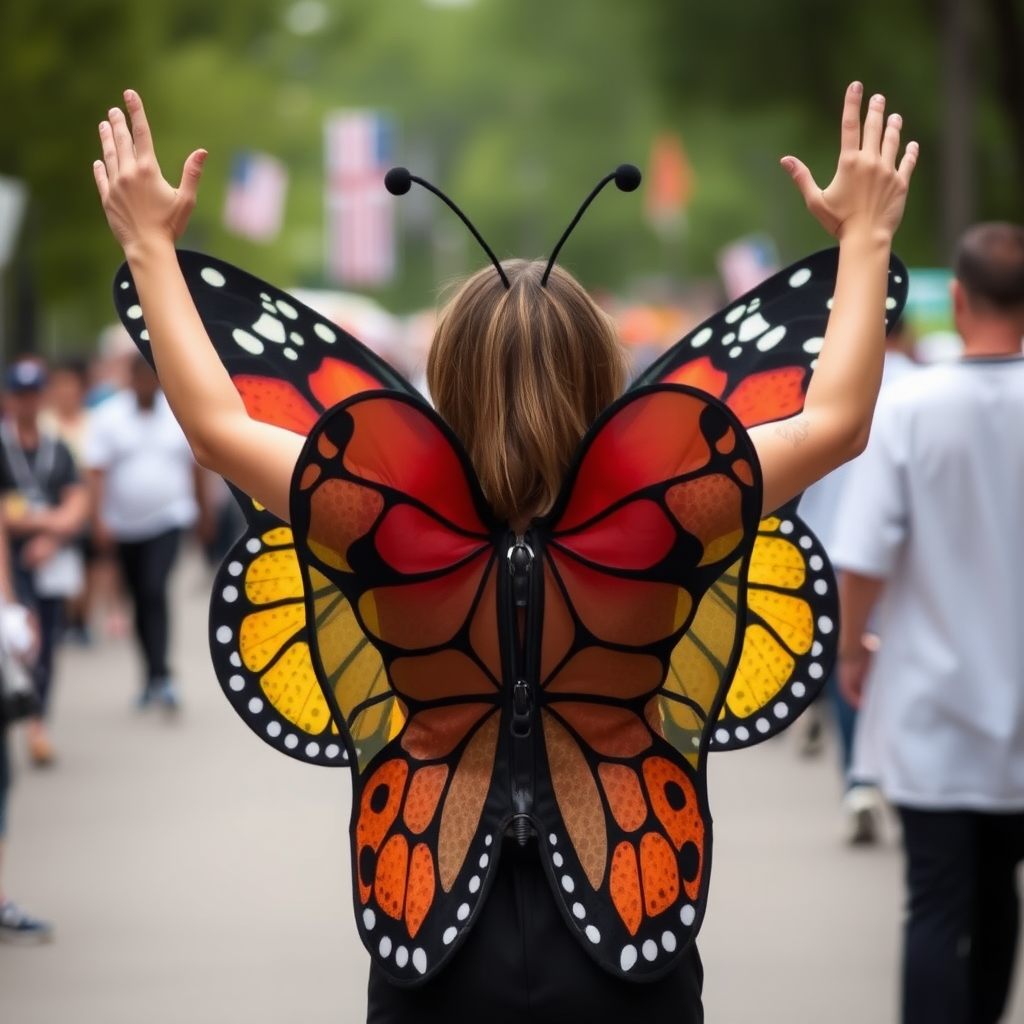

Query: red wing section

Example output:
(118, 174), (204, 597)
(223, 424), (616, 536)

(289, 392), (509, 986)
(531, 385), (763, 980)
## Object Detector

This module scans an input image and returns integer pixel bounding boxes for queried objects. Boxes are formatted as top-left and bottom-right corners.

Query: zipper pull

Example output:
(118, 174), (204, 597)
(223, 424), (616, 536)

(507, 535), (534, 608)
(511, 679), (531, 736)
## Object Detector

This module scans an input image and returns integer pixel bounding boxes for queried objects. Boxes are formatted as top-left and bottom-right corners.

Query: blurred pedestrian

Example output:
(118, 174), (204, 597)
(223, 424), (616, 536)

(0, 514), (52, 943)
(85, 354), (211, 709)
(834, 222), (1024, 1024)
(42, 357), (95, 645)
(797, 316), (918, 842)
(0, 359), (89, 766)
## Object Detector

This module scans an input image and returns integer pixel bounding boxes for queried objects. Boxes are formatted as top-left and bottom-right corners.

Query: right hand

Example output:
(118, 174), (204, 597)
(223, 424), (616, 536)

(781, 82), (918, 242)
(94, 89), (207, 257)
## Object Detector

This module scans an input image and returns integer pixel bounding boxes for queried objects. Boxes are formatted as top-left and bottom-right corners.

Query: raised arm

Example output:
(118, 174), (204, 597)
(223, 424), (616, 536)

(749, 83), (918, 516)
(93, 90), (303, 523)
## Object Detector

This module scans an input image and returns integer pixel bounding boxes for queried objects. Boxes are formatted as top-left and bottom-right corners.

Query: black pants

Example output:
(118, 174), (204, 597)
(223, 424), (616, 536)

(13, 565), (62, 719)
(117, 528), (181, 688)
(898, 806), (1024, 1024)
(367, 838), (704, 1024)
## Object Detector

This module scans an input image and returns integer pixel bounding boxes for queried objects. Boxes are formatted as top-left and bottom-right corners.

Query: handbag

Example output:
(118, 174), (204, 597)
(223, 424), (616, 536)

(0, 604), (38, 723)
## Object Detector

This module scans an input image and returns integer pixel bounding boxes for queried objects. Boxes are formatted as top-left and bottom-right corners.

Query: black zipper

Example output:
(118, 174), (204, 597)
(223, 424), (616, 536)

(503, 529), (540, 845)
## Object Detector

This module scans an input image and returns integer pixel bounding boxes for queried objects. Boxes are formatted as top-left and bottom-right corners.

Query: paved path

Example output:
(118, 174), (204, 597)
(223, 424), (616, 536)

(1, 549), (1022, 1023)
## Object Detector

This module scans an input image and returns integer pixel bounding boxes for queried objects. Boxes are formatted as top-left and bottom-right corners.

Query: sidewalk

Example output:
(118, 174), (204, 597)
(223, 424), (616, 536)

(1, 549), (1021, 1023)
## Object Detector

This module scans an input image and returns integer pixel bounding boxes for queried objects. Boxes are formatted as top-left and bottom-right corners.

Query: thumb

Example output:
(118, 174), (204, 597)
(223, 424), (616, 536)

(780, 156), (818, 203)
(177, 149), (207, 205)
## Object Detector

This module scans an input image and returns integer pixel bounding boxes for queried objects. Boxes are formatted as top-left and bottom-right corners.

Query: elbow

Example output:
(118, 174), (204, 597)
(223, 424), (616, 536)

(189, 436), (220, 474)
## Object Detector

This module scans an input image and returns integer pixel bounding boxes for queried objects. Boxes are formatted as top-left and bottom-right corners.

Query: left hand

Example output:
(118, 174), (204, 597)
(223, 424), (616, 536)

(94, 89), (207, 258)
(837, 638), (875, 709)
(21, 533), (59, 570)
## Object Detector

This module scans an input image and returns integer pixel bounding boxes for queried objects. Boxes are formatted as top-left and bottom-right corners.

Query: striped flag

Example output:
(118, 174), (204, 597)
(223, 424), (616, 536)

(716, 234), (779, 301)
(325, 111), (396, 287)
(223, 152), (288, 243)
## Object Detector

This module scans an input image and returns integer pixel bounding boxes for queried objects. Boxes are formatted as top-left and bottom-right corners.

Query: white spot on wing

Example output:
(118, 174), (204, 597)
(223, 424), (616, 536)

(457, 903), (470, 921)
(201, 267), (226, 287)
(443, 927), (457, 945)
(248, 697), (263, 713)
(305, 742), (320, 758)
(725, 304), (746, 324)
(738, 313), (770, 342)
(222, 585), (238, 603)
(284, 734), (298, 750)
(126, 304), (143, 320)
(586, 925), (601, 944)
(680, 904), (696, 926)
(379, 936), (392, 958)
(216, 626), (232, 644)
(228, 674), (244, 692)
(395, 946), (408, 968)
(691, 327), (713, 348)
(253, 313), (286, 344)
(363, 909), (376, 931)
(314, 323), (337, 344)
(818, 616), (834, 634)
(276, 300), (298, 319)
(620, 945), (638, 971)
(232, 329), (265, 355)
(267, 721), (282, 737)
(325, 744), (340, 758)
(803, 337), (824, 354)
(572, 902), (586, 919)
(642, 939), (658, 961)
(412, 948), (427, 974)
(756, 325), (787, 351)
(789, 267), (812, 287)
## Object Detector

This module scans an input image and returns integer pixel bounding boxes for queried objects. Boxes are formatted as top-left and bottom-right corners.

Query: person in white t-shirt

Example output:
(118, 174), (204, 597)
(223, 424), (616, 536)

(85, 355), (211, 708)
(797, 318), (918, 843)
(833, 222), (1024, 1024)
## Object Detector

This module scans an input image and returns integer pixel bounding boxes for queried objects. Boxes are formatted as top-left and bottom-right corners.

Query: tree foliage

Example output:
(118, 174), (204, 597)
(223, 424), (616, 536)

(1, 0), (1021, 352)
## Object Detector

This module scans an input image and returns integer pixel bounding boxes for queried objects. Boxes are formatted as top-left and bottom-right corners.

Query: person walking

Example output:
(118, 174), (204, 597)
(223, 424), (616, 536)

(85, 353), (211, 709)
(834, 222), (1024, 1024)
(0, 359), (89, 765)
(797, 316), (918, 842)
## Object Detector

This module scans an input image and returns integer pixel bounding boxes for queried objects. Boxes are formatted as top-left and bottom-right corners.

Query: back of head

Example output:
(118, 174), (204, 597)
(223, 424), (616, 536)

(427, 259), (627, 523)
(953, 222), (1024, 316)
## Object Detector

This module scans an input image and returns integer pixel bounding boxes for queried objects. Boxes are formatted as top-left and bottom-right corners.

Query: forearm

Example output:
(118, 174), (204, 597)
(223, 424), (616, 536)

(123, 238), (248, 466)
(837, 569), (886, 658)
(802, 230), (892, 456)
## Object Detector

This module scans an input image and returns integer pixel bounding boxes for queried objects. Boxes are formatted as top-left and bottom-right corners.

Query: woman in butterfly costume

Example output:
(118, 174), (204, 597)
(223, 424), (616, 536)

(94, 83), (916, 1023)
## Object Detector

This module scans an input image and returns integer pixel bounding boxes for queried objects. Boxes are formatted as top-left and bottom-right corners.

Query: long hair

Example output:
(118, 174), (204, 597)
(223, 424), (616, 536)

(427, 259), (628, 523)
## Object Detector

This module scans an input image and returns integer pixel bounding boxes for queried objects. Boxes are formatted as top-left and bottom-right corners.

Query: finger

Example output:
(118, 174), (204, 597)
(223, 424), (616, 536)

(108, 107), (136, 170)
(780, 155), (819, 203)
(880, 112), (903, 166)
(124, 89), (155, 163)
(861, 93), (886, 154)
(897, 140), (920, 184)
(177, 149), (208, 207)
(840, 81), (864, 153)
(98, 120), (118, 179)
(93, 159), (110, 204)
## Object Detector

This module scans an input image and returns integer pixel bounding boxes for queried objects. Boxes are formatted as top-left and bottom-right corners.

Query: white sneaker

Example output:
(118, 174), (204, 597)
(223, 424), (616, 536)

(843, 785), (883, 846)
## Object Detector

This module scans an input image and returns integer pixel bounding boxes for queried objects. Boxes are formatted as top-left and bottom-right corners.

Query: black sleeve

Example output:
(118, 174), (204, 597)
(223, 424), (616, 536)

(49, 441), (80, 500)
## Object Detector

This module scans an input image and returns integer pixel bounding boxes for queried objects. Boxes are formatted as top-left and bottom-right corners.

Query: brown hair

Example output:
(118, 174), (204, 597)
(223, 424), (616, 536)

(954, 222), (1024, 313)
(427, 259), (628, 523)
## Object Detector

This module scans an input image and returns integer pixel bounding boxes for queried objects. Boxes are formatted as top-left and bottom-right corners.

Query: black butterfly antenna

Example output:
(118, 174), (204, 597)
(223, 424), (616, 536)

(541, 164), (642, 286)
(384, 167), (510, 289)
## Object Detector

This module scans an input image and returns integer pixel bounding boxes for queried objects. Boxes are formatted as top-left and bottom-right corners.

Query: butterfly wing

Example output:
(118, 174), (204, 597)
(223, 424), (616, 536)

(632, 247), (908, 413)
(113, 252), (417, 764)
(636, 248), (906, 750)
(290, 392), (509, 985)
(532, 384), (762, 980)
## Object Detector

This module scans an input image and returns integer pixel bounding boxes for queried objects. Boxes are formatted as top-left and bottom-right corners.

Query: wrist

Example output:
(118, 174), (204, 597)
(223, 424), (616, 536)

(123, 233), (177, 266)
(835, 221), (893, 250)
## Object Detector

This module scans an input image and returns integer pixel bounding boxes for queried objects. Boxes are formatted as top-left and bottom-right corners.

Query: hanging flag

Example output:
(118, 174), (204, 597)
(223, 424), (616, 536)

(716, 234), (779, 300)
(223, 151), (288, 243)
(324, 111), (396, 287)
(644, 133), (695, 236)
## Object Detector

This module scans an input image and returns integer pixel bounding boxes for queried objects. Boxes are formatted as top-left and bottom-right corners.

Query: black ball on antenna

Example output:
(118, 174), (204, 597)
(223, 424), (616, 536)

(614, 164), (642, 192)
(384, 167), (413, 196)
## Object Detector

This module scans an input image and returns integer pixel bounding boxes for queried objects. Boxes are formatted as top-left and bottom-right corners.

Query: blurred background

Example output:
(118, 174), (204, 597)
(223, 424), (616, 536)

(1, 0), (1021, 374)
